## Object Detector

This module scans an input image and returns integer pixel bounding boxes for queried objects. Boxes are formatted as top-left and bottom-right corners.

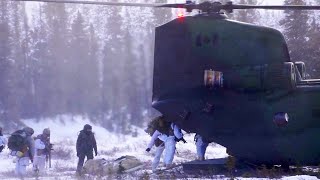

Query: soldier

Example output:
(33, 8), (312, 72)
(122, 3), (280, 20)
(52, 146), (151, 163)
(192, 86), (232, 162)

(10, 127), (35, 178)
(160, 121), (186, 168)
(194, 134), (210, 160)
(33, 128), (51, 174)
(145, 118), (165, 172)
(146, 117), (186, 171)
(76, 124), (98, 176)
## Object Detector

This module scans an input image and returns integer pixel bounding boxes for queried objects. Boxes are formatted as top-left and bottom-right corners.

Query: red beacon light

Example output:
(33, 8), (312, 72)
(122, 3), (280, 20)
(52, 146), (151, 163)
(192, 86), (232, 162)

(178, 10), (185, 18)
(178, 11), (184, 18)
(176, 9), (185, 22)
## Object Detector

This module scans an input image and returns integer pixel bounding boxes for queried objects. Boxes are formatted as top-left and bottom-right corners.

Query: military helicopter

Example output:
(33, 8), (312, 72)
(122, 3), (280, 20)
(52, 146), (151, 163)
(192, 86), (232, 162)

(13, 0), (320, 167)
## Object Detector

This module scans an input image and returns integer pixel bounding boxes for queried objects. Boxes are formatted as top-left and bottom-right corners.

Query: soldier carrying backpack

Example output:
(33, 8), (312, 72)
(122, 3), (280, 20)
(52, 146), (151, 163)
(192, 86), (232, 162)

(145, 116), (166, 172)
(8, 127), (35, 177)
(145, 116), (186, 172)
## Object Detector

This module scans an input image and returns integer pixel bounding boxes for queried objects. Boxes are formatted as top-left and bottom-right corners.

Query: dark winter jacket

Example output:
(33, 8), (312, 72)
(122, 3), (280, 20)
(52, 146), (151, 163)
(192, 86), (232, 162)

(23, 127), (35, 160)
(24, 135), (35, 159)
(76, 130), (97, 155)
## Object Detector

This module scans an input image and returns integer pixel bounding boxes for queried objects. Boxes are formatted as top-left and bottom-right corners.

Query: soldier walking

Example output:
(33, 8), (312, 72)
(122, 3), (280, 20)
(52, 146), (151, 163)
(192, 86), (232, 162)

(76, 124), (98, 176)
(8, 127), (35, 178)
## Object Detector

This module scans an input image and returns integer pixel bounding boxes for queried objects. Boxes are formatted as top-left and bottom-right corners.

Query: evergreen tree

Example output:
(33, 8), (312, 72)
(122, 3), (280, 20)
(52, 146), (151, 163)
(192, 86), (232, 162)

(139, 0), (173, 120)
(29, 5), (51, 118)
(43, 3), (70, 116)
(20, 4), (33, 118)
(69, 11), (100, 115)
(0, 1), (28, 127)
(307, 17), (320, 77)
(234, 0), (259, 23)
(122, 13), (143, 127)
(69, 11), (89, 114)
(10, 2), (24, 122)
(10, 2), (33, 118)
(0, 0), (14, 127)
(153, 0), (172, 26)
(280, 0), (310, 67)
(87, 24), (101, 117)
(101, 6), (124, 131)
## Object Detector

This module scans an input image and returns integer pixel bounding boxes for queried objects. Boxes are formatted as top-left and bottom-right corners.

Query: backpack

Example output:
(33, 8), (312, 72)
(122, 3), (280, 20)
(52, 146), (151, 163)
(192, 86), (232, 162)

(158, 122), (174, 136)
(8, 130), (28, 152)
(145, 116), (163, 136)
(145, 116), (174, 137)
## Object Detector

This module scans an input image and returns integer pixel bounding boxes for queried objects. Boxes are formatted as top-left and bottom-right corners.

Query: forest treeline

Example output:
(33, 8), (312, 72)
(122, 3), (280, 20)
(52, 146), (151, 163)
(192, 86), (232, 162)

(0, 0), (319, 132)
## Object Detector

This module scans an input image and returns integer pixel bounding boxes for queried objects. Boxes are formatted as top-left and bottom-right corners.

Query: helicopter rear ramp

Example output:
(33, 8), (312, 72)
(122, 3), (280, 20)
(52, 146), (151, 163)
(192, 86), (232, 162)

(182, 158), (228, 174)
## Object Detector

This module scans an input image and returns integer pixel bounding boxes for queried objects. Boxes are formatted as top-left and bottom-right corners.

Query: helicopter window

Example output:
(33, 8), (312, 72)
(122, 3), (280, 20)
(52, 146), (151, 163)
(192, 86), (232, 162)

(204, 69), (223, 88)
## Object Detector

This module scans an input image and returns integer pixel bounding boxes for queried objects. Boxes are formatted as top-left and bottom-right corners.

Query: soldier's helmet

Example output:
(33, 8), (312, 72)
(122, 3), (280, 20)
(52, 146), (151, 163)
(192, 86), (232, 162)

(23, 127), (34, 136)
(83, 124), (92, 131)
(43, 128), (50, 135)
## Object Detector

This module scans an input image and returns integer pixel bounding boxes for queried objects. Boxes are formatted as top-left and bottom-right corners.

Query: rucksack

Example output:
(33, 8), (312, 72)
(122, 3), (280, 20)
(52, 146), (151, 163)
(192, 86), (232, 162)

(145, 116), (164, 136)
(145, 116), (174, 137)
(8, 130), (27, 152)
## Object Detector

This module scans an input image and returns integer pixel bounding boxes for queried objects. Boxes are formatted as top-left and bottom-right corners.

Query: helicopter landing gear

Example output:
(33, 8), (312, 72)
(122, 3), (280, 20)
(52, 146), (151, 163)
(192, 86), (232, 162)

(283, 62), (297, 90)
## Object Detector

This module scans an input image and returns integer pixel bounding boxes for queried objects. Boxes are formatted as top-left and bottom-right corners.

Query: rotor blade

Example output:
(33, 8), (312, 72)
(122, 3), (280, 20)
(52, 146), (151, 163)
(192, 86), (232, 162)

(229, 5), (320, 10)
(158, 3), (186, 9)
(10, 0), (168, 7)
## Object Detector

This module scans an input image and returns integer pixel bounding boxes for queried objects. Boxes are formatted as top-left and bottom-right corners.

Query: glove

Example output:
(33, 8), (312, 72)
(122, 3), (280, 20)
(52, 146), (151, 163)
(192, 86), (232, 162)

(145, 148), (151, 152)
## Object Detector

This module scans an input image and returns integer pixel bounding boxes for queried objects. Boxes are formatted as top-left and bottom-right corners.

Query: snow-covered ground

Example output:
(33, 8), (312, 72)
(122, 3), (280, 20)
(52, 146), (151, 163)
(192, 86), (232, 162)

(0, 115), (318, 179)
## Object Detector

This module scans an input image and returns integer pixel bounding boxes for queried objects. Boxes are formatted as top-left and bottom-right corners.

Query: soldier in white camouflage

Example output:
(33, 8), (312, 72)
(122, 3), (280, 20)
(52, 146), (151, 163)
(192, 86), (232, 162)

(33, 128), (51, 174)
